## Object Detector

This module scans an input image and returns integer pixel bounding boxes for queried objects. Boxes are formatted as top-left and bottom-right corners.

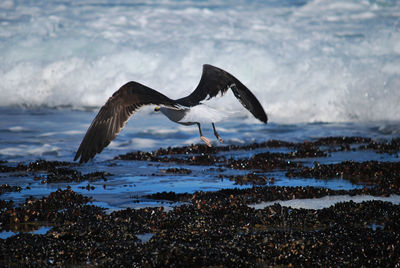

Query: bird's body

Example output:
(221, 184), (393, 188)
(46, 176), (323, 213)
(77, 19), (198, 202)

(157, 107), (189, 124)
(159, 104), (229, 125)
(74, 64), (268, 163)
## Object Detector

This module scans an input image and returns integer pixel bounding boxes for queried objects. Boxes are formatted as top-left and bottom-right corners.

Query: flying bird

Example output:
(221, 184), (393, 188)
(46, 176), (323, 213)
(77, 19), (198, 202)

(74, 64), (267, 163)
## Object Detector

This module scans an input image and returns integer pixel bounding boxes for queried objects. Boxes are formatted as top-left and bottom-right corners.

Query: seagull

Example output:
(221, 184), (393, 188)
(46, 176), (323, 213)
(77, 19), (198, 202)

(74, 64), (267, 163)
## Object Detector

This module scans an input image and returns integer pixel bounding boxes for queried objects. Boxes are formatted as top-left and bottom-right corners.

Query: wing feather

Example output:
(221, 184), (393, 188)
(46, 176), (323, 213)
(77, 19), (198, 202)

(175, 64), (268, 123)
(74, 81), (177, 163)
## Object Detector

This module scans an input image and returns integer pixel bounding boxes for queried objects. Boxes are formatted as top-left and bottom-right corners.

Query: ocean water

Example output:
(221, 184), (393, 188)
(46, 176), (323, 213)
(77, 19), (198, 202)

(0, 0), (400, 211)
(1, 0), (400, 122)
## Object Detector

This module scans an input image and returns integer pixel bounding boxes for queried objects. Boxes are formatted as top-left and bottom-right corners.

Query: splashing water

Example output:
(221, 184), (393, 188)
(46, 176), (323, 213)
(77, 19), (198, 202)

(0, 0), (399, 123)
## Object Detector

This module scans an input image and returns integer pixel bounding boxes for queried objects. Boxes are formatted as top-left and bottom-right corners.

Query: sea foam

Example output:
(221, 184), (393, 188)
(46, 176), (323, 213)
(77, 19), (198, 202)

(0, 0), (399, 123)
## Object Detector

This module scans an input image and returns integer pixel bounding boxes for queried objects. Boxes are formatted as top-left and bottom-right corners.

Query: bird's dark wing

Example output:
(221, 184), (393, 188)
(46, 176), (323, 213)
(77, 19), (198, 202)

(74, 81), (177, 163)
(175, 64), (268, 123)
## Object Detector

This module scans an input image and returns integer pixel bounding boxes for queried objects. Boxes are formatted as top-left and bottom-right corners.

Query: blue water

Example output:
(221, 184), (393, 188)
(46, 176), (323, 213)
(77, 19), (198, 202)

(0, 226), (52, 240)
(0, 106), (398, 210)
(0, 1), (400, 213)
(1, 107), (399, 163)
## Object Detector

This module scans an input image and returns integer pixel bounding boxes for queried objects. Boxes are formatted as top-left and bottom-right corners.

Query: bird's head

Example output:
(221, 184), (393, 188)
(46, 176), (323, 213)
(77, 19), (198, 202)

(154, 106), (160, 112)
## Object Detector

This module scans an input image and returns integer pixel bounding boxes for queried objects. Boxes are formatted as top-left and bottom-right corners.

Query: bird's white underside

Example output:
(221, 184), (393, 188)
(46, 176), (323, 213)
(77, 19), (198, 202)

(180, 104), (231, 124)
(160, 104), (233, 125)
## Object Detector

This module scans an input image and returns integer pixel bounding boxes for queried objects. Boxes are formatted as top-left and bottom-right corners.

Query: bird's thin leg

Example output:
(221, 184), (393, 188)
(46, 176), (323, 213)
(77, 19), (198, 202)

(197, 123), (211, 147)
(212, 123), (223, 143)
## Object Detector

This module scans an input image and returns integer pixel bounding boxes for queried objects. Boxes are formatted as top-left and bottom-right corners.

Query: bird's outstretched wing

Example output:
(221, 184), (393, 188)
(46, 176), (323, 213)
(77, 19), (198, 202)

(175, 64), (268, 123)
(74, 81), (177, 163)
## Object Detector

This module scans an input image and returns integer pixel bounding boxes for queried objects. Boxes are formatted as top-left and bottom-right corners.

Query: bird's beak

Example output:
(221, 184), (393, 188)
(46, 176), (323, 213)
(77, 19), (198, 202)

(154, 106), (160, 112)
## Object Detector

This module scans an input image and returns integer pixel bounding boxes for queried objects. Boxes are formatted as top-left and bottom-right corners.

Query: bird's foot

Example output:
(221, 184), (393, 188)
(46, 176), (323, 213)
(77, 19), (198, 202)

(200, 136), (212, 147)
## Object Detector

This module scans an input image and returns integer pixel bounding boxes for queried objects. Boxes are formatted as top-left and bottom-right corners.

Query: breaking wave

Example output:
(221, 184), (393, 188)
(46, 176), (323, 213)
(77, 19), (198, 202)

(1, 0), (400, 123)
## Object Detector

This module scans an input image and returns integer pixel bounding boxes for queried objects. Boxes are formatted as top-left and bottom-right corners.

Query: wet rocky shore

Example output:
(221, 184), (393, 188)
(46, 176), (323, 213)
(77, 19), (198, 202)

(1, 136), (400, 267)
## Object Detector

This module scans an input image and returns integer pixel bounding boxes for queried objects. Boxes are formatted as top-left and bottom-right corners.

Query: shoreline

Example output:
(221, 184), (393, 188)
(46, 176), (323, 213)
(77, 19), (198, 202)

(1, 136), (400, 266)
